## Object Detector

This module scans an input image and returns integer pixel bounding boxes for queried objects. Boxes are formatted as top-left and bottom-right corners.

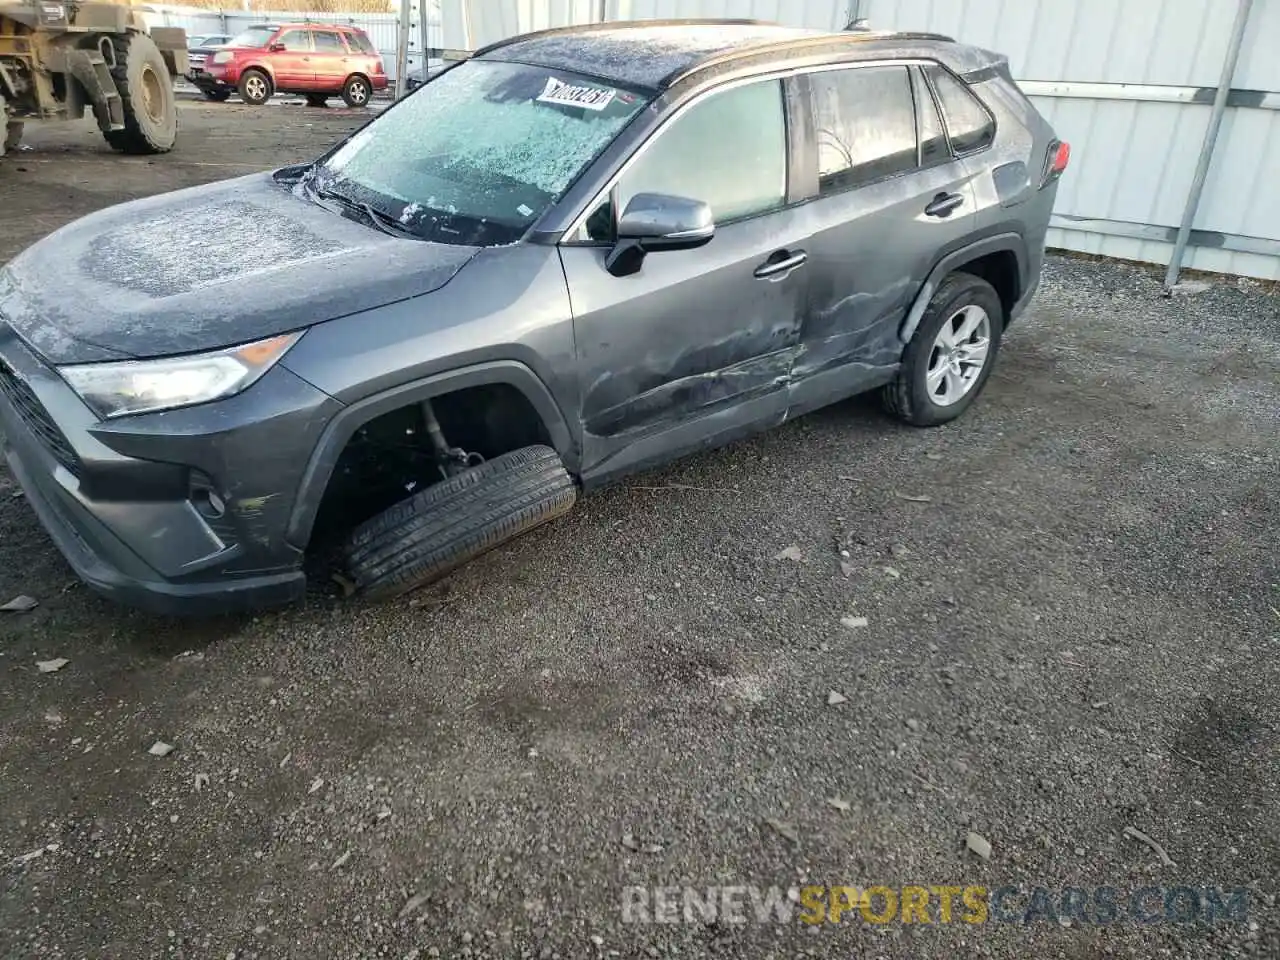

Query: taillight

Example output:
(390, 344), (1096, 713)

(1041, 139), (1070, 187)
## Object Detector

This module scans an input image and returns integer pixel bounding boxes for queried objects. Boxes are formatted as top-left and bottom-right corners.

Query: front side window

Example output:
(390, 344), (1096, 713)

(312, 31), (345, 53)
(584, 79), (787, 240)
(810, 65), (918, 195)
(926, 65), (995, 154)
(314, 60), (649, 246)
(277, 30), (311, 52)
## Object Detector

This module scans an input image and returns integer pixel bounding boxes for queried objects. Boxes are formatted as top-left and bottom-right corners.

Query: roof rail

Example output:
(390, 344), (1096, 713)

(471, 18), (774, 58)
(662, 30), (957, 88)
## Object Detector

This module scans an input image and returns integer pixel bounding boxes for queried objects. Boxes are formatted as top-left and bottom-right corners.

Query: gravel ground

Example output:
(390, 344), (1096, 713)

(1, 105), (1277, 960)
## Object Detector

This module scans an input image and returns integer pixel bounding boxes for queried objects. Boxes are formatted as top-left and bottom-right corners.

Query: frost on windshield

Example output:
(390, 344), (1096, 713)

(323, 61), (644, 230)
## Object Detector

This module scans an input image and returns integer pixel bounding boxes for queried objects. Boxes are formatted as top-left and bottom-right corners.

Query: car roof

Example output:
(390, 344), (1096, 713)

(474, 19), (972, 92)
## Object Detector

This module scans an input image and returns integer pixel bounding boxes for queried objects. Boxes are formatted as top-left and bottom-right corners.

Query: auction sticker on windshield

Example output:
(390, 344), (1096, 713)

(536, 76), (616, 111)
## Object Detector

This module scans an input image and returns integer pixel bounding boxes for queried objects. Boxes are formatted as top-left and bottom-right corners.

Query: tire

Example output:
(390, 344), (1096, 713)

(203, 89), (231, 102)
(304, 93), (328, 107)
(881, 271), (1004, 427)
(346, 445), (577, 600)
(341, 75), (371, 108)
(238, 68), (271, 105)
(103, 33), (178, 154)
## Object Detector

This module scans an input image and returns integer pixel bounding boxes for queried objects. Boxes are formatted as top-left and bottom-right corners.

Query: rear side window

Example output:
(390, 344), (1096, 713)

(348, 30), (378, 55)
(912, 67), (949, 166)
(312, 30), (345, 52)
(809, 66), (917, 194)
(926, 65), (995, 154)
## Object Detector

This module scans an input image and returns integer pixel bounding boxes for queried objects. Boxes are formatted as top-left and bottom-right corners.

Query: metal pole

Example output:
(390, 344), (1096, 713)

(1163, 0), (1253, 292)
(394, 0), (412, 99)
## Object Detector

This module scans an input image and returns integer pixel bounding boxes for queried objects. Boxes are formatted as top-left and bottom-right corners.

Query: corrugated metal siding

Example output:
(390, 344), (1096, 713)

(157, 0), (1279, 279)
(864, 0), (1280, 280)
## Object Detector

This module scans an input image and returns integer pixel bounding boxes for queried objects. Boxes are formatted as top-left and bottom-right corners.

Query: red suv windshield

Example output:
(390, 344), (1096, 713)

(225, 25), (276, 49)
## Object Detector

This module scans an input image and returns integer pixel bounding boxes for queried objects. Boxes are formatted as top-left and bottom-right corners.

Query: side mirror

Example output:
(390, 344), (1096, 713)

(606, 193), (714, 277)
(268, 41), (286, 52)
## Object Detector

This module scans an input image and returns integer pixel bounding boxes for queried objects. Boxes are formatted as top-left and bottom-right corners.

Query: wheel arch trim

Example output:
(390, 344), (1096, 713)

(284, 360), (576, 548)
(899, 233), (1027, 344)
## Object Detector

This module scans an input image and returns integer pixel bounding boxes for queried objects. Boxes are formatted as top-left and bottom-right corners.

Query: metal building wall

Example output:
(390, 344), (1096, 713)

(439, 0), (1279, 281)
(861, 0), (1280, 281)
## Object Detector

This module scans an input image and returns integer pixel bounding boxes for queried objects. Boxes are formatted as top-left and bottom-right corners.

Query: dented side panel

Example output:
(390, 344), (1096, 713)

(560, 209), (810, 479)
(792, 159), (977, 403)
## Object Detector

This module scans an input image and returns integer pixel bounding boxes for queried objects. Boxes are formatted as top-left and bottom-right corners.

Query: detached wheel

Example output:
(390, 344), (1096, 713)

(305, 93), (328, 107)
(882, 272), (1003, 427)
(103, 33), (178, 154)
(346, 445), (577, 601)
(238, 69), (271, 105)
(341, 75), (371, 108)
(203, 89), (231, 102)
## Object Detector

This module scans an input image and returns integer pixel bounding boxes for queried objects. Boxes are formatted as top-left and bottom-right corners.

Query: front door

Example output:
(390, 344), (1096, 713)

(788, 64), (979, 415)
(270, 28), (314, 90)
(309, 29), (348, 91)
(559, 78), (810, 483)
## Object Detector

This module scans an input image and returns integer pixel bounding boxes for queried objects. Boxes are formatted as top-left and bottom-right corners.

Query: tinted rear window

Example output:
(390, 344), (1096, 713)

(926, 65), (995, 154)
(348, 31), (377, 55)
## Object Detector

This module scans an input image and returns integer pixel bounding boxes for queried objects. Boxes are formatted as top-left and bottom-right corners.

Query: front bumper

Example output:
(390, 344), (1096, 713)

(187, 65), (235, 91)
(0, 326), (336, 615)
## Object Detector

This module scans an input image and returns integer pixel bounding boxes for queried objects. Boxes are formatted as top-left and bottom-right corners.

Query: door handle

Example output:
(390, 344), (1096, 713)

(925, 192), (965, 218)
(754, 250), (807, 279)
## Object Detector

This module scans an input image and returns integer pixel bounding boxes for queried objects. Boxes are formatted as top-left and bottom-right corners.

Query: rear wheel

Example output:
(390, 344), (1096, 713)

(238, 69), (271, 105)
(881, 272), (1003, 427)
(345, 445), (577, 600)
(341, 75), (371, 108)
(202, 89), (231, 102)
(103, 33), (178, 154)
(304, 93), (328, 107)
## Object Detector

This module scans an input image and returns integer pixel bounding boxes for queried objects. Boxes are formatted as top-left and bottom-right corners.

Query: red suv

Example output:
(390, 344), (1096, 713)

(188, 23), (388, 108)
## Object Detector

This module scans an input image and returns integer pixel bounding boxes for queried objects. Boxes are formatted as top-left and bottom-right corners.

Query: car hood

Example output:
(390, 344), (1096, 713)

(0, 172), (481, 364)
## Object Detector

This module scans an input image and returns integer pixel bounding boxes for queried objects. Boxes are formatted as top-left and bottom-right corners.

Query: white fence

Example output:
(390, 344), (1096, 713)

(436, 0), (1280, 281)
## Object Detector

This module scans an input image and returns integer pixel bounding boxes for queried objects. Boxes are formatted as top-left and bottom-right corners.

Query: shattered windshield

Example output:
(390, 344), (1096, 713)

(310, 60), (649, 246)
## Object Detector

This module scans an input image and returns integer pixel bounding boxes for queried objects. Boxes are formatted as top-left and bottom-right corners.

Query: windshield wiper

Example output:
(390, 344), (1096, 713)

(311, 183), (418, 240)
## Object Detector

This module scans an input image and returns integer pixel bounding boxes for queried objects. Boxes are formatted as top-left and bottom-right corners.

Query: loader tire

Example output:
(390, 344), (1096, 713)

(104, 33), (178, 154)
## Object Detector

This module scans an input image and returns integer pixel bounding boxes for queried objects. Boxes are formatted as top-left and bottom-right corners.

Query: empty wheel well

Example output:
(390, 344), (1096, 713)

(310, 383), (554, 543)
(954, 250), (1020, 321)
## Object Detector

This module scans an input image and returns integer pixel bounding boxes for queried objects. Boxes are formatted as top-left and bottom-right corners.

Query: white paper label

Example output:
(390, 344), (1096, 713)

(535, 76), (615, 112)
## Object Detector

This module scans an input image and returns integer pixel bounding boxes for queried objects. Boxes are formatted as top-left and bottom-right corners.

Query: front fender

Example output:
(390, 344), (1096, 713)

(284, 360), (575, 549)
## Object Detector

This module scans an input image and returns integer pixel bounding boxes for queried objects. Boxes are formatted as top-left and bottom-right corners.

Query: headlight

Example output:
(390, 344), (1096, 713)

(211, 50), (234, 64)
(59, 333), (300, 419)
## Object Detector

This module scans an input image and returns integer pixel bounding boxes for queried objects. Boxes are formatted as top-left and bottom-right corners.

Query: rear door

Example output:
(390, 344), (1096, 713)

(310, 29), (349, 90)
(788, 62), (979, 414)
(270, 27), (314, 89)
(559, 77), (811, 482)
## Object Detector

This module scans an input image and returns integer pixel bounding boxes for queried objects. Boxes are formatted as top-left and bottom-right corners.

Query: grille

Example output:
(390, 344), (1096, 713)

(0, 359), (82, 478)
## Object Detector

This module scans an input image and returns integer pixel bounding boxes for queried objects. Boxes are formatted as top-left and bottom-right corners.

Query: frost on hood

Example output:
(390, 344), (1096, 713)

(322, 60), (645, 222)
(81, 200), (343, 297)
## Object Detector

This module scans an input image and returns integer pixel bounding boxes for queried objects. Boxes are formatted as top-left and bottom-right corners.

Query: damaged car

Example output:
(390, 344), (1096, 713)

(0, 20), (1067, 614)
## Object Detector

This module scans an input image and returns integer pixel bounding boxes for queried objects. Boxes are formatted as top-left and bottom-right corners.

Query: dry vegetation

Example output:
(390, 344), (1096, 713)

(165, 0), (395, 12)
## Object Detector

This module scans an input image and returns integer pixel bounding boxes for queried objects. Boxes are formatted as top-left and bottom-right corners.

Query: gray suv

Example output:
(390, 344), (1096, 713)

(0, 20), (1068, 614)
